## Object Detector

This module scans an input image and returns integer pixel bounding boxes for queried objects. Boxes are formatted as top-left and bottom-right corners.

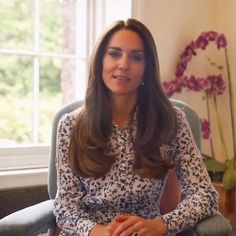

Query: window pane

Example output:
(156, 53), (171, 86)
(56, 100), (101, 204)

(39, 57), (62, 144)
(40, 0), (71, 53)
(75, 59), (87, 100)
(0, 55), (33, 146)
(77, 0), (87, 58)
(0, 0), (34, 50)
(39, 57), (78, 144)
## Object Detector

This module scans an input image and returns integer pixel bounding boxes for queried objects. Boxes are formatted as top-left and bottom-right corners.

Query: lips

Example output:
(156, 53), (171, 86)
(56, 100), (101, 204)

(113, 75), (130, 81)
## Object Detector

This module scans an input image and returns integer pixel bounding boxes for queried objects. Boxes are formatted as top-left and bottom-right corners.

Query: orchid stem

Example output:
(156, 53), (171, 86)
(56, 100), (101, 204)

(212, 95), (229, 161)
(206, 93), (215, 158)
(225, 48), (236, 160)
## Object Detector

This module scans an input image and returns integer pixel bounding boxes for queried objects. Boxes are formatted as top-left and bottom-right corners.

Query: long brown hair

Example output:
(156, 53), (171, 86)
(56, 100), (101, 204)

(69, 18), (177, 179)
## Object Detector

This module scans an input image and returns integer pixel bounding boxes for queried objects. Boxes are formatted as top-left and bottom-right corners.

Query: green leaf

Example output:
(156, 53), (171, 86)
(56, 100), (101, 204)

(203, 158), (227, 172)
(223, 167), (236, 190)
(226, 160), (236, 169)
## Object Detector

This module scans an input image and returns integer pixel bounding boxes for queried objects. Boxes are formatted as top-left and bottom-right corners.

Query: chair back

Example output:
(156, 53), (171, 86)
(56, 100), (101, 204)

(47, 99), (201, 199)
(170, 98), (201, 149)
(48, 100), (83, 199)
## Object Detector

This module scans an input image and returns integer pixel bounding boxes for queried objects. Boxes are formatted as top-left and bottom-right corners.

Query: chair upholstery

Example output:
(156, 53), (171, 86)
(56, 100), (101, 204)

(0, 99), (232, 236)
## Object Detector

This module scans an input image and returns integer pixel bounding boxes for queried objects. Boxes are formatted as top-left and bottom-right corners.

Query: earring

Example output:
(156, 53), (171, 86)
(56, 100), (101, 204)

(141, 81), (144, 86)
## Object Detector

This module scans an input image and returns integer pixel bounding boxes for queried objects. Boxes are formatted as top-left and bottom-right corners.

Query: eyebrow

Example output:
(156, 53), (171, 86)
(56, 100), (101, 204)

(107, 47), (144, 53)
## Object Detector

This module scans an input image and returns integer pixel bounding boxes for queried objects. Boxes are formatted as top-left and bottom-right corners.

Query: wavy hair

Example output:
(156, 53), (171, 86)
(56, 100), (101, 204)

(69, 18), (177, 179)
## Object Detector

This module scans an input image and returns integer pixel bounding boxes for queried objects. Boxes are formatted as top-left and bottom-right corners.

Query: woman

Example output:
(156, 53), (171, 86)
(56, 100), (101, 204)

(53, 18), (219, 236)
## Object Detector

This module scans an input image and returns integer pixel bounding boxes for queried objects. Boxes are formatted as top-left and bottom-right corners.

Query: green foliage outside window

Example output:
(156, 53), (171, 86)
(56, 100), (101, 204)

(0, 0), (66, 145)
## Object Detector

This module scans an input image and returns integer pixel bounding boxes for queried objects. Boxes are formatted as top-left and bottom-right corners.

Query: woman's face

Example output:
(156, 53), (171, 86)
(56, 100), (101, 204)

(102, 29), (146, 99)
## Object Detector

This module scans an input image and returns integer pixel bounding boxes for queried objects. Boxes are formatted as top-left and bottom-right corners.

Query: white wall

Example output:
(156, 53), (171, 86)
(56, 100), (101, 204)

(133, 0), (216, 81)
(132, 0), (236, 162)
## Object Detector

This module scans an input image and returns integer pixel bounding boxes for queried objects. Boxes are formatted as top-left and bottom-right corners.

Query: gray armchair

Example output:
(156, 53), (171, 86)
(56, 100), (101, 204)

(0, 99), (232, 236)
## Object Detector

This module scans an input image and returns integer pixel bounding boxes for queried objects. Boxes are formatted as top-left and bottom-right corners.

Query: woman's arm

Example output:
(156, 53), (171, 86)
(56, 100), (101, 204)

(161, 109), (219, 234)
(53, 113), (96, 236)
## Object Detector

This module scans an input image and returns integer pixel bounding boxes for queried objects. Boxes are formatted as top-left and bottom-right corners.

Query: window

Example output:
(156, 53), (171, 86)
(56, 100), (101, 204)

(0, 0), (131, 171)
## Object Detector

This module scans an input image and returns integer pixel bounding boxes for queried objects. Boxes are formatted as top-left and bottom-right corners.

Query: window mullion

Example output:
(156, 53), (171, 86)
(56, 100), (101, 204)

(0, 48), (80, 59)
(32, 0), (40, 144)
(75, 0), (82, 100)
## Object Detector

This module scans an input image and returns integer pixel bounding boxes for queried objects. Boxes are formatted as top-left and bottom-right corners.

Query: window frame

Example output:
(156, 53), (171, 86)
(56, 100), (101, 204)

(0, 0), (89, 174)
(0, 0), (132, 188)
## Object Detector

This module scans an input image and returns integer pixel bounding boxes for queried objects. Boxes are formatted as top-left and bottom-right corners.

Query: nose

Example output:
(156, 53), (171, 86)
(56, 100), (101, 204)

(117, 55), (129, 70)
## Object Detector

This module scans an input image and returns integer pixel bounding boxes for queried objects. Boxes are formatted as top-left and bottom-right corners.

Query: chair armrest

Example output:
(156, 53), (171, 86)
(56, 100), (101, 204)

(195, 213), (232, 236)
(0, 199), (55, 236)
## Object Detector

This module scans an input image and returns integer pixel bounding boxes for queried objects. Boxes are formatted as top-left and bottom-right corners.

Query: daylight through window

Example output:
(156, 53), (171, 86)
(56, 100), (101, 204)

(0, 0), (131, 147)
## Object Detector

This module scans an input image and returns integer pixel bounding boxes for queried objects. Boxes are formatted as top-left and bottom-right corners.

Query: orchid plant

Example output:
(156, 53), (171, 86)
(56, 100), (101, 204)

(163, 31), (236, 190)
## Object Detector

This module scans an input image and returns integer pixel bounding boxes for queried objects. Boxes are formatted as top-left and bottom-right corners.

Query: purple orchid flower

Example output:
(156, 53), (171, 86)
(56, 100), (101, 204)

(206, 74), (226, 95)
(201, 118), (211, 139)
(216, 33), (227, 49)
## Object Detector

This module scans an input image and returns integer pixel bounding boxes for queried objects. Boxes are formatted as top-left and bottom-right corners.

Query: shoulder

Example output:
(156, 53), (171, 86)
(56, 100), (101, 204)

(174, 107), (188, 127)
(174, 106), (185, 118)
(173, 107), (193, 140)
(57, 107), (82, 135)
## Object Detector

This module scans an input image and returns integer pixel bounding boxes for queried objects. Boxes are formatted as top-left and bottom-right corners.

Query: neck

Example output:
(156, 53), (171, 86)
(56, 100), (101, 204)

(111, 96), (137, 129)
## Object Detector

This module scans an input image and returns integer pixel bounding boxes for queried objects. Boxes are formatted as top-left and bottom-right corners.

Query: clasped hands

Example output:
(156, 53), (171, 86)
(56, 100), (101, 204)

(90, 214), (167, 236)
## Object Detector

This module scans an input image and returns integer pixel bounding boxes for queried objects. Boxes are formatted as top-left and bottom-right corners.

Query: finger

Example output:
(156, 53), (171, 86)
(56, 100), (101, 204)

(119, 221), (144, 236)
(112, 218), (133, 236)
(138, 228), (148, 236)
(114, 214), (129, 222)
(112, 217), (139, 236)
(106, 220), (120, 235)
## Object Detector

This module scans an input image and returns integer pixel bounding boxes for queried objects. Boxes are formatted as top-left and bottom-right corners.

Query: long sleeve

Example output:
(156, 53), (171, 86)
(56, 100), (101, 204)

(161, 109), (219, 233)
(53, 113), (96, 236)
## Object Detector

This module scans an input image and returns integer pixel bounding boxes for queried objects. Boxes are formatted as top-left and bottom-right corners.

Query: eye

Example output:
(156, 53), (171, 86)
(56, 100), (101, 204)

(107, 49), (121, 59)
(130, 52), (144, 62)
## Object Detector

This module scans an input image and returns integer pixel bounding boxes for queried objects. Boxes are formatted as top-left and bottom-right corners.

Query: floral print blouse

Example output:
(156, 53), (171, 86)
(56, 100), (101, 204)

(53, 107), (219, 236)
